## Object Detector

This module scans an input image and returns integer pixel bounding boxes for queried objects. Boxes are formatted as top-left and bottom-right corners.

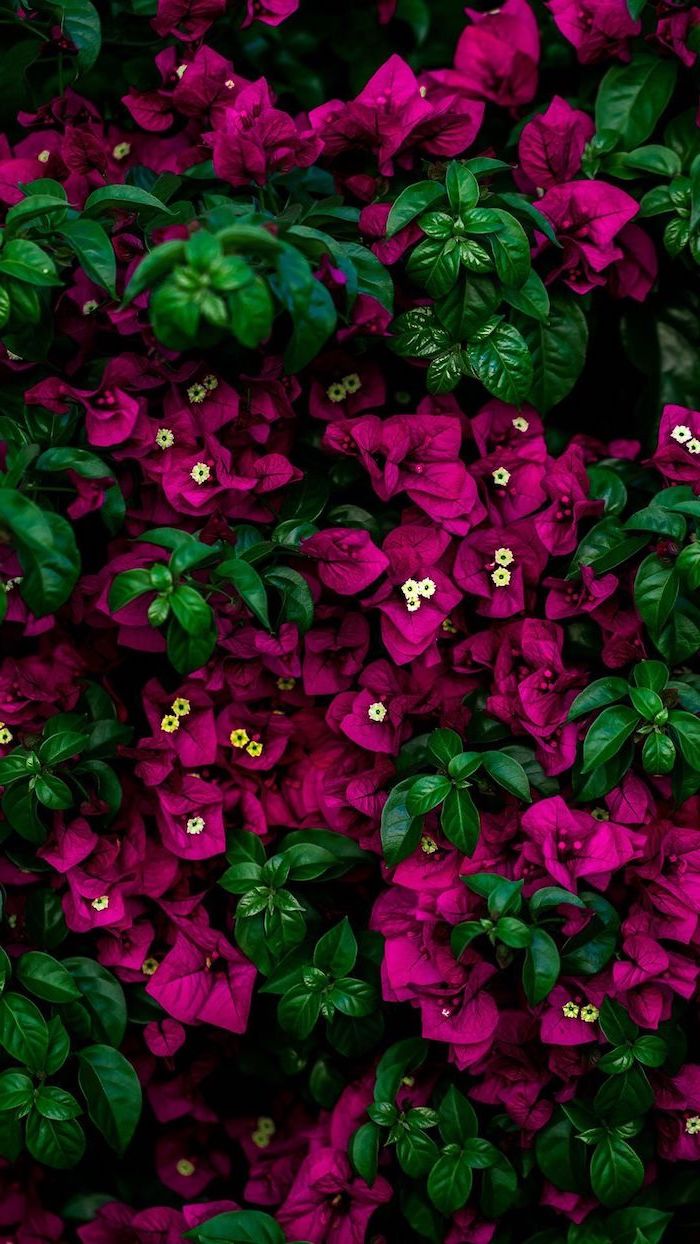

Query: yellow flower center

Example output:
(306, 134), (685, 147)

(186, 816), (205, 835)
(0, 724), (13, 745)
(401, 577), (436, 612)
(420, 834), (438, 855)
(561, 1001), (580, 1019)
(326, 382), (347, 403)
(367, 701), (387, 723)
(441, 618), (457, 634)
(187, 383), (207, 404)
(419, 85), (427, 97)
(82, 299), (99, 316)
(671, 424), (692, 444)
(512, 416), (529, 432)
(230, 728), (250, 748)
(256, 1115), (276, 1135)
(190, 462), (211, 485)
(225, 79), (235, 89)
(246, 739), (264, 757)
(688, 438), (700, 454)
(37, 149), (50, 163)
(580, 1004), (599, 1023)
(91, 895), (110, 912)
(342, 372), (361, 394)
(176, 1158), (196, 1176)
(276, 676), (296, 691)
(112, 142), (131, 160)
(685, 1115), (700, 1135)
(591, 807), (610, 821)
(494, 547), (514, 567)
(203, 374), (218, 391)
(156, 427), (175, 449)
(172, 698), (191, 717)
(492, 467), (511, 488)
(176, 63), (188, 78)
(491, 567), (511, 588)
(251, 1130), (270, 1148)
(141, 958), (159, 977)
(161, 714), (180, 734)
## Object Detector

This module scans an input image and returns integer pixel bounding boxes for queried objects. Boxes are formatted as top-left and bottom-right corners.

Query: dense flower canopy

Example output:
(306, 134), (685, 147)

(0, 1), (699, 1243)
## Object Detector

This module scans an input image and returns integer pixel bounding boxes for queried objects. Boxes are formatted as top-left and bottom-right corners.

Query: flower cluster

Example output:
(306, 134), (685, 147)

(0, 0), (699, 1242)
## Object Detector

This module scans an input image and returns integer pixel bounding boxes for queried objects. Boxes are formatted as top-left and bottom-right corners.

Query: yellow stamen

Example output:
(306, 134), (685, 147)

(190, 462), (211, 484)
(161, 715), (180, 734)
(367, 701), (387, 723)
(246, 740), (263, 757)
(172, 698), (191, 717)
(230, 728), (250, 748)
(156, 427), (175, 450)
(91, 895), (110, 912)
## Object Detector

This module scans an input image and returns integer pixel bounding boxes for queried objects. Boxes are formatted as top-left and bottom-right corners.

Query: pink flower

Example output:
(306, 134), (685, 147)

(517, 96), (594, 191)
(146, 928), (256, 1033)
(278, 1148), (392, 1243)
(207, 79), (321, 186)
(650, 405), (700, 490)
(548, 0), (641, 63)
(537, 180), (640, 293)
(519, 796), (643, 891)
(302, 528), (389, 595)
(451, 0), (540, 108)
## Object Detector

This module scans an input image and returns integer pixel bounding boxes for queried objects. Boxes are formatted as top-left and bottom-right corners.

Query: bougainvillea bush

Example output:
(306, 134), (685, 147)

(1, 0), (700, 1240)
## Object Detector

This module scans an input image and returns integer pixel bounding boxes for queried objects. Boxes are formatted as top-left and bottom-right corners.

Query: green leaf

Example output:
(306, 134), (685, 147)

(407, 236), (460, 297)
(406, 774), (452, 815)
(590, 1137), (644, 1208)
(166, 618), (217, 675)
(275, 248), (336, 372)
(386, 181), (446, 236)
(0, 991), (48, 1071)
(35, 773), (73, 810)
(38, 730), (88, 766)
(25, 1111), (85, 1169)
(669, 710), (700, 770)
(217, 558), (270, 629)
(629, 687), (663, 720)
(437, 276), (500, 338)
(427, 1150), (473, 1215)
(489, 211), (531, 288)
(381, 778), (423, 867)
(503, 268), (550, 322)
(600, 997), (638, 1045)
(77, 1045), (142, 1154)
(83, 185), (173, 218)
(480, 751), (531, 802)
(49, 0), (101, 71)
(438, 1085), (478, 1145)
(63, 958), (126, 1046)
(229, 276), (274, 348)
(428, 728), (462, 766)
(0, 490), (80, 615)
(184, 1211), (285, 1244)
(16, 952), (80, 1004)
(634, 555), (679, 636)
(535, 1117), (589, 1193)
(350, 1121), (380, 1185)
(466, 320), (533, 405)
(518, 294), (588, 413)
(278, 983), (322, 1038)
(633, 1035), (667, 1068)
(34, 1086), (82, 1121)
(522, 928), (560, 1004)
(632, 660), (668, 694)
(446, 162), (479, 214)
(169, 585), (214, 636)
(343, 241), (394, 313)
(440, 786), (480, 855)
(58, 220), (115, 295)
(108, 569), (154, 612)
(582, 706), (640, 772)
(642, 731), (676, 776)
(568, 678), (630, 722)
(329, 977), (377, 1017)
(0, 1068), (34, 1111)
(313, 918), (357, 977)
(123, 240), (186, 302)
(595, 55), (678, 150)
(264, 566), (314, 634)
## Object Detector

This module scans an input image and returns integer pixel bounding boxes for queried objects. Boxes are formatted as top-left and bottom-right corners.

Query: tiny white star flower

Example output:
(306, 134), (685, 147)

(512, 416), (529, 432)
(671, 424), (693, 444)
(494, 547), (514, 567)
(491, 567), (512, 588)
(687, 437), (700, 455)
(367, 701), (387, 723)
(186, 816), (205, 835)
(190, 462), (211, 485)
(492, 467), (511, 488)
